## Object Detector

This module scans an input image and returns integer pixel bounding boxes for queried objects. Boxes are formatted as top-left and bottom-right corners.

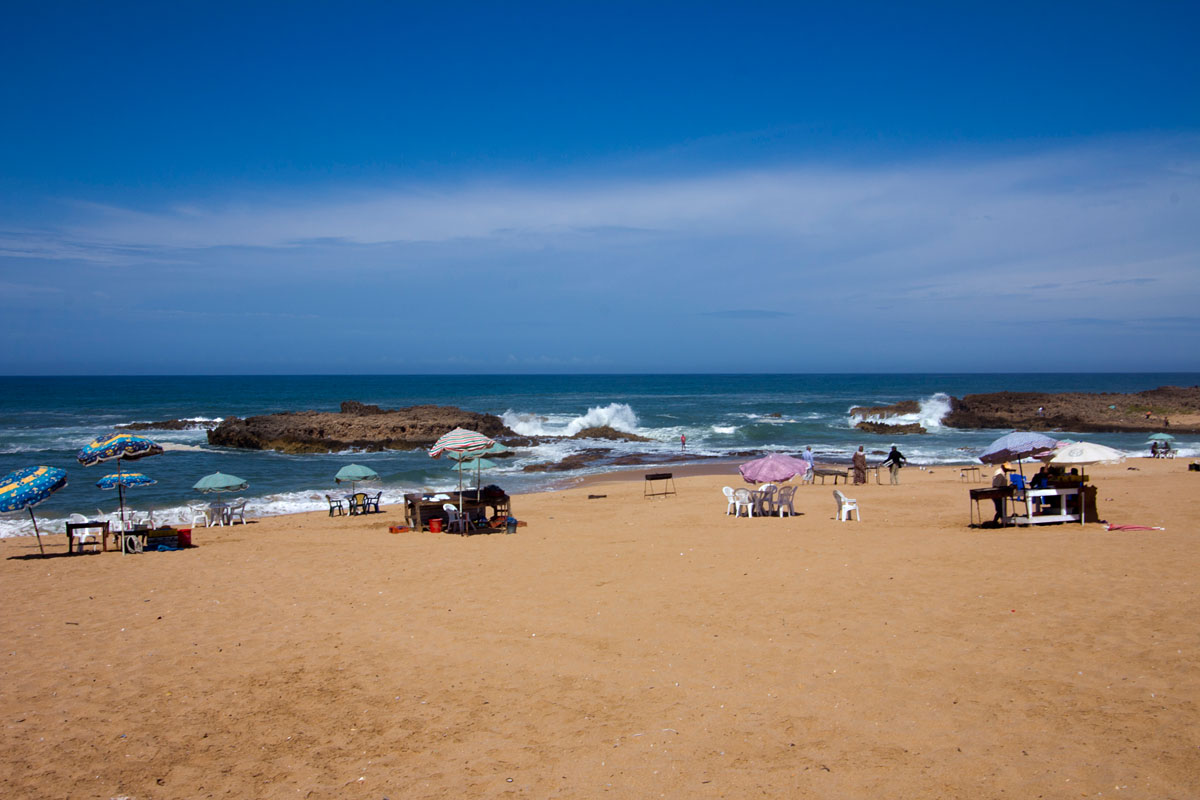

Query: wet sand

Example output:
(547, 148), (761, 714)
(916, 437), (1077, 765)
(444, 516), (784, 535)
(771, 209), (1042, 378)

(2, 457), (1198, 799)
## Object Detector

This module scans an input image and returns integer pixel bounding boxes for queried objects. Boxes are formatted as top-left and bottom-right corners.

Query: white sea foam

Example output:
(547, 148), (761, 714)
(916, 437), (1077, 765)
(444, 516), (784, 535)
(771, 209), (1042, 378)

(158, 442), (212, 453)
(711, 425), (738, 434)
(849, 392), (953, 430)
(501, 403), (641, 437)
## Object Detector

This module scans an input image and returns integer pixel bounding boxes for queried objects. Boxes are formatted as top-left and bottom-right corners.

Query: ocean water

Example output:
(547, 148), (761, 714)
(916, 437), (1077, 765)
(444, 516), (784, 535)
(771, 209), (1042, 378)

(2, 373), (1196, 538)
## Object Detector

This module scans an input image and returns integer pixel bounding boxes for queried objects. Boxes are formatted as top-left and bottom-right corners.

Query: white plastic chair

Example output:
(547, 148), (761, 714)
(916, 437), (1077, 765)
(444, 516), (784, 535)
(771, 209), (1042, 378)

(227, 500), (247, 525)
(732, 488), (755, 518)
(189, 503), (211, 528)
(756, 484), (778, 516)
(834, 489), (860, 521)
(722, 486), (736, 515)
(775, 486), (797, 517)
(443, 503), (469, 533)
(68, 514), (102, 552)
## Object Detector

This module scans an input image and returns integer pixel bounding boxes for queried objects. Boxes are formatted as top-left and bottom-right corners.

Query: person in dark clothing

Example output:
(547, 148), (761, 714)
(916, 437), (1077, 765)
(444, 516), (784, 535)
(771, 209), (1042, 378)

(882, 445), (907, 485)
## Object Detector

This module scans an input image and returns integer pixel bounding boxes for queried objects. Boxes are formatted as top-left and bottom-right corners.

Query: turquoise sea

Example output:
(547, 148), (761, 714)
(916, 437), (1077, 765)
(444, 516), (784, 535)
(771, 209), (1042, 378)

(1, 373), (1196, 538)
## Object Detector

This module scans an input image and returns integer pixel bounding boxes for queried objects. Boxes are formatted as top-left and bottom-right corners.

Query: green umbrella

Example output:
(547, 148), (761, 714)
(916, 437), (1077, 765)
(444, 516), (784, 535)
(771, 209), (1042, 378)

(450, 457), (497, 501)
(1147, 433), (1175, 442)
(335, 464), (380, 492)
(193, 472), (248, 494)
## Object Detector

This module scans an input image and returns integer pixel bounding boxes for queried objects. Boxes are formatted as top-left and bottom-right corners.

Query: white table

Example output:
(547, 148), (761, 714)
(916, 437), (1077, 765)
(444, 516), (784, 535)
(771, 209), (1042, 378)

(1007, 486), (1085, 526)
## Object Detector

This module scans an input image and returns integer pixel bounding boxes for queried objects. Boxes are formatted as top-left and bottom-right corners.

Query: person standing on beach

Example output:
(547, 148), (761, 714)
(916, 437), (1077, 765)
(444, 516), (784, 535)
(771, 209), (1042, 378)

(681, 433), (686, 451)
(882, 445), (906, 484)
(802, 446), (815, 482)
(852, 446), (868, 485)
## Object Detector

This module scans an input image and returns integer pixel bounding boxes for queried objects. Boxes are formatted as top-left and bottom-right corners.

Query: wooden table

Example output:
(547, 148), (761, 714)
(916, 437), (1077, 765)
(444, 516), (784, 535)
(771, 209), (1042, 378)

(969, 487), (1014, 527)
(404, 491), (510, 533)
(813, 468), (849, 485)
(66, 521), (110, 553)
(959, 466), (982, 483)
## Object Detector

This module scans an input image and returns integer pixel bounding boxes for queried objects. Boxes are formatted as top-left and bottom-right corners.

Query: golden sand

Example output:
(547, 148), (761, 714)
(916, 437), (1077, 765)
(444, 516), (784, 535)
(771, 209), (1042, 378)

(2, 457), (1198, 798)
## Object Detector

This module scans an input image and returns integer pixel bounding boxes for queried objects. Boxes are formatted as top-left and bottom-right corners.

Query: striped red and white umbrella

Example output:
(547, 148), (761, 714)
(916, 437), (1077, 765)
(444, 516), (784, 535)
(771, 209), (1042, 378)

(429, 428), (495, 459)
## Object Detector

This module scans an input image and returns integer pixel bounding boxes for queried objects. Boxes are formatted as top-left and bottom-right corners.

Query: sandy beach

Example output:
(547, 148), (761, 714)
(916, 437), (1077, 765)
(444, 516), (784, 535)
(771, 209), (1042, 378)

(2, 457), (1198, 799)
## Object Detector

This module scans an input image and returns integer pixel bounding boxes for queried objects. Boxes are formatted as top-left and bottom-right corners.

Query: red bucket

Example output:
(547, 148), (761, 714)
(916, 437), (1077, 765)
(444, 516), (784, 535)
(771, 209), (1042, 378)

(428, 518), (443, 533)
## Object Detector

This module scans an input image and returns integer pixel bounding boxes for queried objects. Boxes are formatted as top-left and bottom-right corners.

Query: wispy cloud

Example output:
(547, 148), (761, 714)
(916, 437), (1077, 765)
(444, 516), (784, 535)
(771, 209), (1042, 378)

(2, 136), (1198, 372)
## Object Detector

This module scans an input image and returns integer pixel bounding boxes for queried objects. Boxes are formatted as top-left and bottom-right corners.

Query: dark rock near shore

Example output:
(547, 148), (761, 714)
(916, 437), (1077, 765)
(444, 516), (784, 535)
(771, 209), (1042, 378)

(570, 426), (652, 442)
(850, 400), (920, 419)
(208, 402), (515, 453)
(522, 449), (613, 472)
(942, 386), (1200, 433)
(855, 421), (926, 435)
(117, 419), (220, 431)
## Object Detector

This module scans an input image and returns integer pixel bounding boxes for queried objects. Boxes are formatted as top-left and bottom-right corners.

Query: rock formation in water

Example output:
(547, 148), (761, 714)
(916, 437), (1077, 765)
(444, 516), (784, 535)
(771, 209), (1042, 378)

(208, 401), (516, 453)
(855, 421), (926, 435)
(942, 387), (1200, 433)
(570, 426), (653, 442)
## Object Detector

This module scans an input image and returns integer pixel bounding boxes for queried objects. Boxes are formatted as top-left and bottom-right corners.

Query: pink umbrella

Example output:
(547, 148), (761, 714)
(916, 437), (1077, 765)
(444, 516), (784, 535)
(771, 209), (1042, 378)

(739, 453), (811, 484)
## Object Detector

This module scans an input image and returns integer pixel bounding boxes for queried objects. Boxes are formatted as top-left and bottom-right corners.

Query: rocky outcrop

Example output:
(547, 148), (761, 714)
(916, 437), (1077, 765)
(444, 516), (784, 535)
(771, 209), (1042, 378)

(569, 426), (652, 442)
(850, 400), (920, 419)
(117, 419), (220, 431)
(855, 421), (926, 435)
(522, 450), (613, 472)
(208, 402), (515, 453)
(943, 387), (1200, 433)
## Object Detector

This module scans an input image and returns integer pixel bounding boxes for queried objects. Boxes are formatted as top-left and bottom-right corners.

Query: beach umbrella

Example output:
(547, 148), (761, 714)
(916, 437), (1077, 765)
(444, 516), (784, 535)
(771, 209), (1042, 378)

(77, 433), (163, 467)
(77, 433), (163, 534)
(1040, 441), (1126, 465)
(96, 472), (157, 490)
(0, 466), (68, 556)
(429, 428), (496, 459)
(335, 464), (380, 492)
(1146, 433), (1175, 442)
(449, 457), (497, 499)
(193, 472), (248, 495)
(739, 453), (811, 484)
(979, 432), (1059, 465)
(96, 472), (157, 533)
(429, 428), (496, 518)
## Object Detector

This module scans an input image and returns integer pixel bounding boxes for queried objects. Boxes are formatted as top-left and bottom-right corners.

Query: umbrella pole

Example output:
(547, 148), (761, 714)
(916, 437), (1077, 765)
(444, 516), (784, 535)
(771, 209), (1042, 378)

(27, 508), (45, 556)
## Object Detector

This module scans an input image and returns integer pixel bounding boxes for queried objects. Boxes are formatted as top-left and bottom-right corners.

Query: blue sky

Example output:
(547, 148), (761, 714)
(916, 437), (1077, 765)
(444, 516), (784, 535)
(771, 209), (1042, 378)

(1, 1), (1197, 374)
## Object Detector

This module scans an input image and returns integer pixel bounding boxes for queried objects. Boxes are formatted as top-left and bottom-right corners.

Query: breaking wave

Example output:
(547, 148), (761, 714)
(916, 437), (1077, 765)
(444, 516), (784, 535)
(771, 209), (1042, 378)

(501, 403), (640, 437)
(849, 392), (952, 430)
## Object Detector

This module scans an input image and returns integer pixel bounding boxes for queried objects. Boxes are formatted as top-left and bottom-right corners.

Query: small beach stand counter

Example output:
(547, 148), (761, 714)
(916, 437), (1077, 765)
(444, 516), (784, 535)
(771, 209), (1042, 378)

(402, 488), (511, 534)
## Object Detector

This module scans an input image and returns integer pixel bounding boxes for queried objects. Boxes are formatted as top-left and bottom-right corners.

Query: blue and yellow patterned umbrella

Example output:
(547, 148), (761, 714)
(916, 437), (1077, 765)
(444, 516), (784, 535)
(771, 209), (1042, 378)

(78, 433), (163, 535)
(96, 473), (157, 491)
(0, 466), (69, 556)
(77, 433), (163, 467)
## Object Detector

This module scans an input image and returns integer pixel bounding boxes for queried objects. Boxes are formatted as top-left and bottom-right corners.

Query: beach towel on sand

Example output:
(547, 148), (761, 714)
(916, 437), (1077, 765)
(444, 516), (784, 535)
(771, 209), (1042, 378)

(1106, 524), (1165, 531)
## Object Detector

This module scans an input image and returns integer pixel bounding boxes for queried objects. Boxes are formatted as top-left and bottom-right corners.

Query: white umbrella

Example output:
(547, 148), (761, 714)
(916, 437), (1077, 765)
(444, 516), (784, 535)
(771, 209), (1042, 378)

(1041, 441), (1126, 465)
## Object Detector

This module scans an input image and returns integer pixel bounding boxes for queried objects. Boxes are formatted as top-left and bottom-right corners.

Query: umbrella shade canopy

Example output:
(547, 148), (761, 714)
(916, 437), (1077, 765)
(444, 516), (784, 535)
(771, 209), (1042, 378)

(1041, 441), (1126, 465)
(449, 443), (509, 460)
(97, 472), (157, 490)
(193, 472), (248, 493)
(449, 457), (497, 472)
(335, 464), (380, 484)
(1147, 433), (1176, 442)
(0, 466), (68, 556)
(0, 466), (68, 513)
(979, 432), (1060, 465)
(77, 433), (163, 466)
(739, 453), (811, 484)
(429, 428), (495, 459)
